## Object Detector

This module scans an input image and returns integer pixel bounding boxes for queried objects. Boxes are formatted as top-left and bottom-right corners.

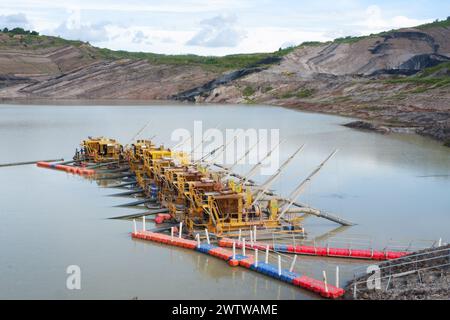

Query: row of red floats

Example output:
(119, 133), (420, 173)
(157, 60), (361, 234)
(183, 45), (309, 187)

(131, 230), (345, 299)
(219, 238), (409, 261)
(36, 161), (95, 176)
(132, 231), (197, 249)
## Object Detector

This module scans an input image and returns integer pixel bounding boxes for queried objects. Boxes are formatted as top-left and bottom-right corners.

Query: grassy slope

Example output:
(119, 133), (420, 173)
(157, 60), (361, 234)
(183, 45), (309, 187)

(1, 17), (449, 71)
(0, 31), (295, 72)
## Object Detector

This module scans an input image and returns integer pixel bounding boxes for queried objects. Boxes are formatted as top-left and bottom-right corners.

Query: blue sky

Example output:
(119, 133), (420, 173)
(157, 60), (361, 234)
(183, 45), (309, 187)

(1, 0), (449, 55)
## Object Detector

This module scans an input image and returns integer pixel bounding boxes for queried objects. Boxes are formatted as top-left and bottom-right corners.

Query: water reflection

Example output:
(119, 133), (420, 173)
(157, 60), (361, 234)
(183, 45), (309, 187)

(0, 103), (449, 299)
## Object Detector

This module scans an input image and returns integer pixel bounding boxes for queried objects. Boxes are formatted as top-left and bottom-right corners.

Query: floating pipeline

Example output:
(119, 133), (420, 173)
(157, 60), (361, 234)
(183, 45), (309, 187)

(131, 230), (345, 299)
(36, 162), (95, 176)
(219, 238), (409, 261)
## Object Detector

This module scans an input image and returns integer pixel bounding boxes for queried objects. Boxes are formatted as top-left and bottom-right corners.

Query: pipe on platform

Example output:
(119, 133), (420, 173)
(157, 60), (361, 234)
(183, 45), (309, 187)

(0, 158), (64, 168)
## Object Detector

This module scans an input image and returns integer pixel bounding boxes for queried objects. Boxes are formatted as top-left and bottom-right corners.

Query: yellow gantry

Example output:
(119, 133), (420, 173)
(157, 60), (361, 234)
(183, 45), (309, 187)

(80, 137), (304, 237)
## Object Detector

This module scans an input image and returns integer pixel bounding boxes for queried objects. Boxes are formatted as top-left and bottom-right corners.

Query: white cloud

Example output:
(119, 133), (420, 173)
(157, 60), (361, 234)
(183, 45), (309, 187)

(0, 13), (31, 30)
(52, 8), (110, 42)
(360, 5), (430, 33)
(0, 1), (443, 55)
(53, 21), (110, 43)
(1, 0), (250, 14)
(186, 14), (246, 48)
(132, 30), (151, 44)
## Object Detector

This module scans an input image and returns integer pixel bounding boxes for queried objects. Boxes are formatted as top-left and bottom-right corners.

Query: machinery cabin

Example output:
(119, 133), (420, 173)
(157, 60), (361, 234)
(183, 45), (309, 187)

(79, 137), (123, 163)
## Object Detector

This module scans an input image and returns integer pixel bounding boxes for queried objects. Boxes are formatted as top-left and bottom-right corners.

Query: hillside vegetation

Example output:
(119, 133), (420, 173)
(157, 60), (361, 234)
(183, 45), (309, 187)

(0, 27), (295, 72)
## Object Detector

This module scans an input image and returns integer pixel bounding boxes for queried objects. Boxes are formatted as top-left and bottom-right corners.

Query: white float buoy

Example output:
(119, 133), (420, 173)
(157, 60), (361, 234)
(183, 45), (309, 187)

(205, 228), (210, 245)
(278, 255), (282, 276)
(196, 233), (200, 248)
(336, 266), (340, 288)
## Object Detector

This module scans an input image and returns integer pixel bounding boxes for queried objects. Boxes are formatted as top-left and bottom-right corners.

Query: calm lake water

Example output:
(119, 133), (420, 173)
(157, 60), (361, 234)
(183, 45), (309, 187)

(0, 102), (449, 299)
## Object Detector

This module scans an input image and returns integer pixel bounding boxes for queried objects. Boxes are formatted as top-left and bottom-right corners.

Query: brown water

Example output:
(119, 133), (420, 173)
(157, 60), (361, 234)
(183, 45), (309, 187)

(0, 102), (449, 299)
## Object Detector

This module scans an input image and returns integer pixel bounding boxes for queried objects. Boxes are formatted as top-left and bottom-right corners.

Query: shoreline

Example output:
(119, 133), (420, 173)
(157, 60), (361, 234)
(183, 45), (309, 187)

(1, 97), (448, 147)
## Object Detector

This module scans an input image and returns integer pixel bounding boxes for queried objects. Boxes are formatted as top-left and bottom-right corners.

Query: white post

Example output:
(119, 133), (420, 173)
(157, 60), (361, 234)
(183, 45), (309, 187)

(142, 216), (146, 231)
(133, 219), (137, 234)
(253, 226), (257, 242)
(255, 249), (259, 268)
(205, 228), (210, 245)
(242, 238), (246, 256)
(323, 270), (328, 293)
(336, 266), (340, 288)
(196, 233), (200, 248)
(232, 241), (236, 259)
(170, 227), (174, 241)
(265, 245), (269, 264)
(289, 255), (297, 273)
(179, 222), (183, 238)
(278, 255), (282, 276)
(238, 229), (242, 243)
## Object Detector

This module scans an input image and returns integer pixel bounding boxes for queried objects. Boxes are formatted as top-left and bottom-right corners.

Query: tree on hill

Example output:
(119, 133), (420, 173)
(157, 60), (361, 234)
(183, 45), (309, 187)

(1, 27), (39, 36)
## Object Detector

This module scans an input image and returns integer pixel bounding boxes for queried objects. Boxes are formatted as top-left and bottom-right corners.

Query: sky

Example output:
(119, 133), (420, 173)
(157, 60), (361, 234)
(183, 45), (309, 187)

(0, 0), (449, 56)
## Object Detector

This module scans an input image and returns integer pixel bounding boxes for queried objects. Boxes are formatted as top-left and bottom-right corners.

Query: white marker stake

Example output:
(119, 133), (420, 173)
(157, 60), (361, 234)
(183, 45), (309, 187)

(232, 241), (236, 260)
(179, 222), (183, 238)
(238, 229), (242, 243)
(196, 234), (200, 248)
(253, 226), (257, 242)
(278, 255), (282, 276)
(242, 238), (246, 256)
(336, 266), (340, 288)
(289, 255), (297, 273)
(265, 245), (269, 264)
(142, 216), (146, 231)
(323, 271), (328, 293)
(133, 219), (137, 234)
(255, 249), (259, 268)
(205, 228), (210, 245)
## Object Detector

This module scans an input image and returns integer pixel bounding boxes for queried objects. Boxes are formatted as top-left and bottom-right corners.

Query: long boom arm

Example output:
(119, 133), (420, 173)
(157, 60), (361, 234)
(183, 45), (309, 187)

(277, 150), (338, 220)
(251, 145), (305, 205)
